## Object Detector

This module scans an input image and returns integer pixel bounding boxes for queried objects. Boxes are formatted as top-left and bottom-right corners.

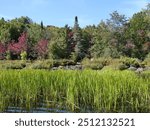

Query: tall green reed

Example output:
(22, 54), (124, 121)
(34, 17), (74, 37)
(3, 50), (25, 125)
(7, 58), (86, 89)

(0, 69), (149, 112)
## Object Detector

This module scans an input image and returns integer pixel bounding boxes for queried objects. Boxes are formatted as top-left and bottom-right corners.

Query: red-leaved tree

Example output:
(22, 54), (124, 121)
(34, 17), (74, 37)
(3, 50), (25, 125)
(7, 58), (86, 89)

(8, 32), (27, 57)
(35, 39), (48, 59)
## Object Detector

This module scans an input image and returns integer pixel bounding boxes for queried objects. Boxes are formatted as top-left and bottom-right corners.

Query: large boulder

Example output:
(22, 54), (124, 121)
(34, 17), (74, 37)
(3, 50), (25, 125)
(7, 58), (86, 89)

(135, 68), (144, 74)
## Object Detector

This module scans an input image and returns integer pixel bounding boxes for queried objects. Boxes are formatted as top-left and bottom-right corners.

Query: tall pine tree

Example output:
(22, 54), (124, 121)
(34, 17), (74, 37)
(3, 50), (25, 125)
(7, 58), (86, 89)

(72, 16), (84, 61)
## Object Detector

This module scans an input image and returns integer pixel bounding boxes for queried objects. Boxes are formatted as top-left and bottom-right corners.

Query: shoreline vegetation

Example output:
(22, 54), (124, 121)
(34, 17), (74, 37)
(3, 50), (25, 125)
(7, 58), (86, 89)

(0, 57), (150, 113)
(0, 57), (150, 71)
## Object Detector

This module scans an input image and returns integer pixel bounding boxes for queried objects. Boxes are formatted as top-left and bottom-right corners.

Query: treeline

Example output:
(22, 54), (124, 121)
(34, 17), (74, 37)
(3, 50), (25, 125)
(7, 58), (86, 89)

(0, 4), (150, 61)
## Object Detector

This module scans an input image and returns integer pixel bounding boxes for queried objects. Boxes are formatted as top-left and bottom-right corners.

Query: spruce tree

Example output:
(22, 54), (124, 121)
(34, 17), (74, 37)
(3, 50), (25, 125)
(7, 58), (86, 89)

(72, 16), (83, 61)
(40, 21), (44, 30)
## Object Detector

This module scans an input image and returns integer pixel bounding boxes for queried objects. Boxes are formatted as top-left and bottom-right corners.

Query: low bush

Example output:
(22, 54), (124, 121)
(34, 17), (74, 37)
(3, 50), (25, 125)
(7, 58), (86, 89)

(118, 63), (129, 70)
(144, 53), (150, 66)
(120, 57), (146, 68)
(28, 60), (53, 69)
(84, 63), (104, 70)
(53, 59), (76, 67)
(0, 60), (26, 69)
(82, 58), (111, 70)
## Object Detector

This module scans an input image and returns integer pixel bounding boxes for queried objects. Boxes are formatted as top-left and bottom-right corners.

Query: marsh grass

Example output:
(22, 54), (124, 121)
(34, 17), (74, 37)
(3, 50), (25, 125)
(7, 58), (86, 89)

(0, 69), (149, 112)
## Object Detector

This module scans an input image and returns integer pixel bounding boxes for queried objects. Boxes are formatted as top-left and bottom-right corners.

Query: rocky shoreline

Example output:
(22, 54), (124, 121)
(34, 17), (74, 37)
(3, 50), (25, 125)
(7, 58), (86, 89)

(51, 63), (83, 70)
(51, 63), (150, 72)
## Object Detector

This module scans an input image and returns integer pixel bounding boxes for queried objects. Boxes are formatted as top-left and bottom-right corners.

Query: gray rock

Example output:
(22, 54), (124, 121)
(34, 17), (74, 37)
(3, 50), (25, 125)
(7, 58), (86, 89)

(76, 62), (81, 65)
(128, 66), (137, 71)
(51, 64), (83, 70)
(51, 67), (58, 70)
(75, 65), (82, 70)
(135, 68), (144, 73)
(64, 65), (69, 70)
(58, 66), (63, 69)
(69, 65), (76, 70)
(144, 67), (150, 71)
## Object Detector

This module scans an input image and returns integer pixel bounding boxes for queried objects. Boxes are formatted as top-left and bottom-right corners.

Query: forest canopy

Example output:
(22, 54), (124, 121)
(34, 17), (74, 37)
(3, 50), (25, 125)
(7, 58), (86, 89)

(0, 3), (150, 61)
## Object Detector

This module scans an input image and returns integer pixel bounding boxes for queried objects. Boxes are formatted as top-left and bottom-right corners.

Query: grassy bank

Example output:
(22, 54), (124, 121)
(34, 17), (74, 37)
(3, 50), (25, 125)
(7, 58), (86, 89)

(0, 69), (150, 112)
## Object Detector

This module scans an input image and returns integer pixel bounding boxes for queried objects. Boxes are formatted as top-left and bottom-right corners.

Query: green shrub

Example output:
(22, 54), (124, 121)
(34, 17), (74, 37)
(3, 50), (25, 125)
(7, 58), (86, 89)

(120, 57), (145, 68)
(82, 58), (111, 65)
(60, 59), (76, 66)
(144, 53), (150, 66)
(29, 60), (53, 69)
(82, 58), (111, 70)
(118, 64), (129, 70)
(1, 61), (26, 69)
(90, 64), (104, 70)
(6, 51), (11, 60)
(53, 59), (76, 67)
(83, 63), (104, 70)
(20, 51), (27, 60)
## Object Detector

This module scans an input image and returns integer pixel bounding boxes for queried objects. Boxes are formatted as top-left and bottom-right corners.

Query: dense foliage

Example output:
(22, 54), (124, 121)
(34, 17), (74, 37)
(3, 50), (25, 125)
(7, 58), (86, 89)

(0, 4), (150, 61)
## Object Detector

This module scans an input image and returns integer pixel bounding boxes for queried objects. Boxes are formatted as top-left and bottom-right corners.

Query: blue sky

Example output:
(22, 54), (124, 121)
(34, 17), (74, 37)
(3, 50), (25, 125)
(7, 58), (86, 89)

(0, 0), (149, 27)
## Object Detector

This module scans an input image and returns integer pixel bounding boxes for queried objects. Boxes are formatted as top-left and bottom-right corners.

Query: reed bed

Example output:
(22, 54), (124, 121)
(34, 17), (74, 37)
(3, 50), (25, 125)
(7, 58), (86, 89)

(0, 69), (150, 112)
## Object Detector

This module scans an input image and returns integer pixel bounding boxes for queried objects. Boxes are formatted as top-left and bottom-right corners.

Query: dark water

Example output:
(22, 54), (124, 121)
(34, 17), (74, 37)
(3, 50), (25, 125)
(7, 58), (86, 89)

(3, 100), (92, 113)
(4, 102), (70, 113)
(4, 106), (69, 113)
(4, 106), (95, 113)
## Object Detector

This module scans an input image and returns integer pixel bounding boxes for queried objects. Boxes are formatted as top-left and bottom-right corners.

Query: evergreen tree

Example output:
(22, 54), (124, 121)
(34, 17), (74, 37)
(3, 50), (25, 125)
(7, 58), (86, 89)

(72, 16), (84, 61)
(40, 21), (44, 30)
(65, 24), (73, 58)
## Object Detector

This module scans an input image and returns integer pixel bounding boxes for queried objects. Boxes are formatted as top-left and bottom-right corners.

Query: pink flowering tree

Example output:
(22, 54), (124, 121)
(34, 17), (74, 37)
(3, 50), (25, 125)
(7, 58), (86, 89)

(7, 32), (27, 59)
(35, 39), (48, 59)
